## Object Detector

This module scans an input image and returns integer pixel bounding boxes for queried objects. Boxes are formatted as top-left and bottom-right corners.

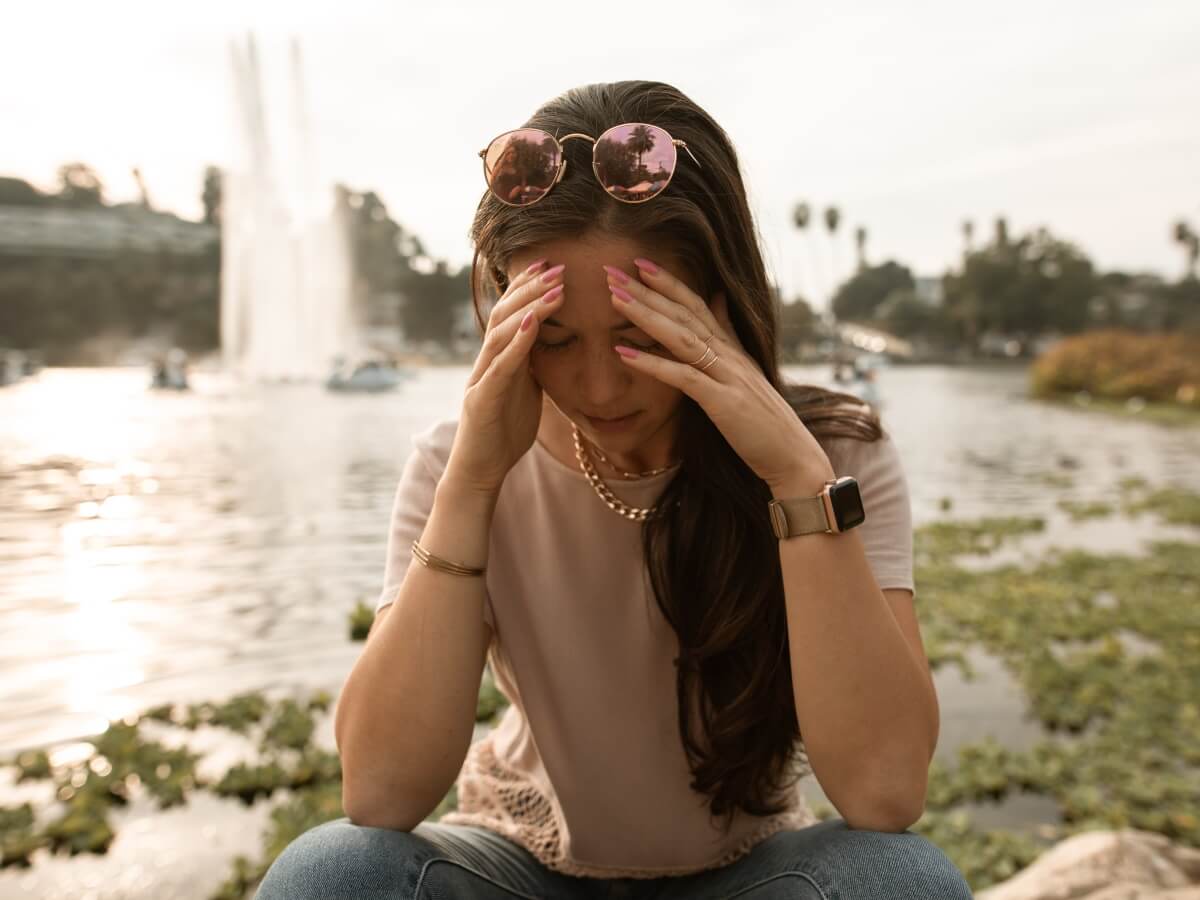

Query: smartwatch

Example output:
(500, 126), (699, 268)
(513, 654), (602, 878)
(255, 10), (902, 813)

(768, 476), (865, 539)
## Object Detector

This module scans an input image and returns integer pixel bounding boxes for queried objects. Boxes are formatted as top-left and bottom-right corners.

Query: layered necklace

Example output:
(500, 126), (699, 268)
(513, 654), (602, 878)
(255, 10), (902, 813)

(570, 424), (681, 522)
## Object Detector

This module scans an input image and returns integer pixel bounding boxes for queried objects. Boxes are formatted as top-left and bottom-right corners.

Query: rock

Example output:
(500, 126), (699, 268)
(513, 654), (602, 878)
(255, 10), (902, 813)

(978, 830), (1200, 900)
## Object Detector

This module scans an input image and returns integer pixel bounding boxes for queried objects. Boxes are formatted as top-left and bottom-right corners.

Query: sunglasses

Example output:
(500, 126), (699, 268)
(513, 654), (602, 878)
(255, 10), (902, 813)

(479, 122), (702, 208)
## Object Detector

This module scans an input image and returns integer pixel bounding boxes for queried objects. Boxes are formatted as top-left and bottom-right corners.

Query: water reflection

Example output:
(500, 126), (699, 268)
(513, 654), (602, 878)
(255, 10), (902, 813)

(1, 364), (1198, 759)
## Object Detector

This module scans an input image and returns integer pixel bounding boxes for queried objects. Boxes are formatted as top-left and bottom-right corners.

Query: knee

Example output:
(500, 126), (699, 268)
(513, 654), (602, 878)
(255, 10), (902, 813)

(771, 820), (972, 900)
(255, 817), (436, 900)
(826, 822), (973, 900)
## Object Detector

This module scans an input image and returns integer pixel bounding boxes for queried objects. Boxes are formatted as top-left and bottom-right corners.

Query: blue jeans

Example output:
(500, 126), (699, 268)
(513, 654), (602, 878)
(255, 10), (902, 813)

(255, 817), (973, 899)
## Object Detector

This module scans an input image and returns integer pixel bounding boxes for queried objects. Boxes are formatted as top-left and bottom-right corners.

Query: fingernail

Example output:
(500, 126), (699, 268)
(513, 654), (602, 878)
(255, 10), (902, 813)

(633, 258), (659, 274)
(614, 345), (639, 359)
(602, 264), (629, 284)
(541, 284), (564, 303)
(611, 285), (635, 304)
(525, 258), (547, 275)
(540, 263), (566, 284)
(520, 310), (536, 331)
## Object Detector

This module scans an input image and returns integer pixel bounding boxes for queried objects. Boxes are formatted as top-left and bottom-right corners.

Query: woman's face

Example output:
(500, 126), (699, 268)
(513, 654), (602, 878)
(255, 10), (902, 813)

(506, 232), (698, 455)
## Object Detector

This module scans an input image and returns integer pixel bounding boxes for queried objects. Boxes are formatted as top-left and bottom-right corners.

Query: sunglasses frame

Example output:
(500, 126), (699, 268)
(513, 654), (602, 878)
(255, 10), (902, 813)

(478, 122), (702, 208)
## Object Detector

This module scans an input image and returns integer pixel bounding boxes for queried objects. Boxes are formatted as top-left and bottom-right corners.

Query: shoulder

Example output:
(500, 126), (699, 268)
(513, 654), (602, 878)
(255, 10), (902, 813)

(825, 425), (905, 482)
(409, 417), (460, 479)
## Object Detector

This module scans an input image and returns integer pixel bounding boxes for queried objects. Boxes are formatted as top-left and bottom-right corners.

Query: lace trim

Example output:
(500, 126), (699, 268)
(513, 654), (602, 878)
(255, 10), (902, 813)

(439, 737), (820, 880)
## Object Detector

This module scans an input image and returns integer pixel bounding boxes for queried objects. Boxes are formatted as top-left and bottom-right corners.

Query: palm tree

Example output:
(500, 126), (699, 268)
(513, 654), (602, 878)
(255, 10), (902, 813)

(824, 206), (842, 300)
(627, 125), (656, 174)
(1173, 220), (1198, 279)
(962, 219), (974, 258)
(793, 201), (826, 312)
(854, 225), (868, 271)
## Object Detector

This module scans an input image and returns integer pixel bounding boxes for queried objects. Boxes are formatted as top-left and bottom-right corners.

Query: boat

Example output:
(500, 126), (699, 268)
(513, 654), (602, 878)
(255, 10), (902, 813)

(325, 357), (411, 393)
(149, 348), (190, 391)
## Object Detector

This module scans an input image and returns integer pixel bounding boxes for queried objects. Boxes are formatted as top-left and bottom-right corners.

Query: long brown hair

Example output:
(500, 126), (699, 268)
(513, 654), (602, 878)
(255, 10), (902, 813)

(469, 81), (882, 830)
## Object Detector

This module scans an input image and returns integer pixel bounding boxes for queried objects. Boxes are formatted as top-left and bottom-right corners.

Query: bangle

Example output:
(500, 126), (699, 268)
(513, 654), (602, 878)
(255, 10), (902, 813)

(410, 539), (486, 577)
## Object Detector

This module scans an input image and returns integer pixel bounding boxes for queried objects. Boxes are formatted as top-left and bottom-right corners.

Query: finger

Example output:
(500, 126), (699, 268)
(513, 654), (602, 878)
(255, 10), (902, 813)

(623, 258), (726, 341)
(487, 262), (565, 330)
(608, 286), (735, 385)
(486, 299), (554, 382)
(470, 265), (564, 383)
(612, 343), (727, 403)
(470, 284), (564, 386)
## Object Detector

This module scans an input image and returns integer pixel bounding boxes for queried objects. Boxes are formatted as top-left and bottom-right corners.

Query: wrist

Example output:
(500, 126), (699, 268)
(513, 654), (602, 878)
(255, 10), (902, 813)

(437, 469), (502, 511)
(767, 463), (836, 501)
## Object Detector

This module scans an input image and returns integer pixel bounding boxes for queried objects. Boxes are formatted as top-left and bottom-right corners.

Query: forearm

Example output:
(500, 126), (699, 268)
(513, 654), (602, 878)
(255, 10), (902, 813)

(773, 468), (937, 831)
(335, 472), (496, 829)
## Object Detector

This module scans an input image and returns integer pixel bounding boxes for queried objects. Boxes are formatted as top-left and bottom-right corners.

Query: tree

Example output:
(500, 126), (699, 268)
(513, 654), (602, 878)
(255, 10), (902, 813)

(824, 205), (842, 296)
(0, 177), (48, 206)
(776, 295), (818, 359)
(830, 260), (915, 323)
(854, 225), (868, 271)
(626, 125), (656, 173)
(873, 290), (948, 340)
(202, 166), (223, 226)
(55, 163), (105, 206)
(1173, 220), (1198, 280)
(792, 202), (820, 314)
(942, 226), (1097, 349)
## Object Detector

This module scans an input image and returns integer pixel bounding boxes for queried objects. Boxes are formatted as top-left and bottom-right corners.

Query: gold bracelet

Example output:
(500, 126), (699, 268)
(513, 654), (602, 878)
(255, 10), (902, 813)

(410, 539), (486, 577)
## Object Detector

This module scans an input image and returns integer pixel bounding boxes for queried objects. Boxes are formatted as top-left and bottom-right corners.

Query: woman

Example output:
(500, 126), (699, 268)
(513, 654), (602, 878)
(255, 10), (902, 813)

(257, 81), (972, 899)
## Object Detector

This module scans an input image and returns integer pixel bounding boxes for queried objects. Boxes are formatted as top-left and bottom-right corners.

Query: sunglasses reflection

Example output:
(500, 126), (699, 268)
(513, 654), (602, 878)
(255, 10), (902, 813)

(487, 124), (677, 205)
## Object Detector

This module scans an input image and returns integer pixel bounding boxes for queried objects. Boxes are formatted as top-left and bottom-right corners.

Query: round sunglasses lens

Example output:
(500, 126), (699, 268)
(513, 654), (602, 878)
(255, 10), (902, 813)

(593, 124), (677, 202)
(484, 129), (561, 206)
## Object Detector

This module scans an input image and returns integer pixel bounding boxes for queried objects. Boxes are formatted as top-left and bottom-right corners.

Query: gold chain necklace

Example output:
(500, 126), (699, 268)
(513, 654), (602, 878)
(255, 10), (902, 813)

(587, 440), (678, 479)
(571, 425), (679, 521)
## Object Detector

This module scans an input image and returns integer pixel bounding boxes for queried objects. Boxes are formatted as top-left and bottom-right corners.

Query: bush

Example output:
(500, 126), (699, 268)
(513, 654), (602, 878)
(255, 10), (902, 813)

(1030, 330), (1200, 407)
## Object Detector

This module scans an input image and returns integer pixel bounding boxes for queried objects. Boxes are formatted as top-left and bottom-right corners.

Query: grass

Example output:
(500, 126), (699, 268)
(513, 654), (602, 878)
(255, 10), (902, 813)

(3, 486), (1199, 895)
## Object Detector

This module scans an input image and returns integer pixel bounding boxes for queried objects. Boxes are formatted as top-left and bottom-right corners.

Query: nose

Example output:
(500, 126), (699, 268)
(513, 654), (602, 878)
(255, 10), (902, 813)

(576, 340), (631, 411)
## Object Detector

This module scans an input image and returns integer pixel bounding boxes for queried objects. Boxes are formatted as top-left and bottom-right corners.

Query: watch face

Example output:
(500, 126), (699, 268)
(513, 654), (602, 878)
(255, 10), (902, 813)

(830, 478), (865, 531)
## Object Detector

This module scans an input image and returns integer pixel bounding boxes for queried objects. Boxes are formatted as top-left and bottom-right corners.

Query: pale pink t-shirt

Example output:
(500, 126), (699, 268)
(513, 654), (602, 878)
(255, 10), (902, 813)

(374, 415), (915, 879)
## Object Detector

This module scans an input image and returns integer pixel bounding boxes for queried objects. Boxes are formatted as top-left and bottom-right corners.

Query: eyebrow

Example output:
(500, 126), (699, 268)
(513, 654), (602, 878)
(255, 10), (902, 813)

(543, 317), (640, 331)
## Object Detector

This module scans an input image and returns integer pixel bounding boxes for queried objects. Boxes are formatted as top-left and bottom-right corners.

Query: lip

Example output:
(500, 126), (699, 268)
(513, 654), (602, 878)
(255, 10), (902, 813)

(585, 412), (641, 432)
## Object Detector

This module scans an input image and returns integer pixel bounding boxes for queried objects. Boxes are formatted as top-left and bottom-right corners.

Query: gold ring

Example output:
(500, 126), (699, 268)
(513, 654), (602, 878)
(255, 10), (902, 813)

(696, 348), (720, 372)
(685, 335), (715, 367)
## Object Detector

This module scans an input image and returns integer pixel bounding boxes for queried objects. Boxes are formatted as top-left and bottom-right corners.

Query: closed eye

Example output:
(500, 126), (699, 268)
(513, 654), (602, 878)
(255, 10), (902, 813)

(535, 336), (662, 353)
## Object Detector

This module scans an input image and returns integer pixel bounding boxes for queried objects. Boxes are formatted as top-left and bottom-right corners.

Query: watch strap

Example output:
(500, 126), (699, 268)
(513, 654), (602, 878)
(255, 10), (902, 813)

(768, 494), (830, 539)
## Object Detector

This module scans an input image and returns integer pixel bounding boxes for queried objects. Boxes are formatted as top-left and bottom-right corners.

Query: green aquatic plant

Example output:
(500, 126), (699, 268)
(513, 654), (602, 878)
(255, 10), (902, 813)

(1057, 500), (1113, 521)
(261, 699), (316, 752)
(0, 804), (43, 868)
(914, 516), (1045, 560)
(183, 692), (270, 733)
(348, 600), (375, 641)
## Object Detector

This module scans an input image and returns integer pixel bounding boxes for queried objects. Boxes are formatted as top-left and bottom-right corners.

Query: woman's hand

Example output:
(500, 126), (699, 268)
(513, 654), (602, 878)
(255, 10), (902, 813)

(604, 258), (834, 493)
(444, 260), (566, 497)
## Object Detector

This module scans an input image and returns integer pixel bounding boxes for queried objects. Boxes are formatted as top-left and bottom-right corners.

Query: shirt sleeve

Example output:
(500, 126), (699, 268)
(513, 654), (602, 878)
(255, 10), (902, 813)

(828, 429), (916, 599)
(376, 418), (496, 629)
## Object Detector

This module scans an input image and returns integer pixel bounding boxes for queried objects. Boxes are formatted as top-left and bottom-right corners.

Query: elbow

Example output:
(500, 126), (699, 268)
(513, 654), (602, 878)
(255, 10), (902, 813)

(839, 776), (927, 833)
(341, 781), (424, 832)
(842, 795), (925, 833)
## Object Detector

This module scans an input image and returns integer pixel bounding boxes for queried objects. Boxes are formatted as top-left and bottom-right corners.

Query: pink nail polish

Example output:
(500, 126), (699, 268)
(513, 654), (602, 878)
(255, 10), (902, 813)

(611, 285), (635, 304)
(540, 263), (566, 284)
(520, 310), (535, 331)
(541, 284), (564, 303)
(525, 258), (548, 274)
(614, 345), (639, 359)
(602, 265), (629, 284)
(633, 257), (659, 275)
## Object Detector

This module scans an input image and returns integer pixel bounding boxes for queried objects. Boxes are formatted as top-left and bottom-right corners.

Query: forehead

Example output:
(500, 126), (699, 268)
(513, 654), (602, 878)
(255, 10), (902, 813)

(506, 234), (691, 331)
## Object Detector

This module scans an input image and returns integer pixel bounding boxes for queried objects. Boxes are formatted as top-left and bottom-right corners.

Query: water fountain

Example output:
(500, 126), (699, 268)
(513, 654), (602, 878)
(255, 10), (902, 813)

(220, 35), (358, 381)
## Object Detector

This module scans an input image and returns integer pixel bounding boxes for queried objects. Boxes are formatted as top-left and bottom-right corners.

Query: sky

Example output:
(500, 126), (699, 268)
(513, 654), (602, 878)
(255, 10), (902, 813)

(3, 1), (1198, 308)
